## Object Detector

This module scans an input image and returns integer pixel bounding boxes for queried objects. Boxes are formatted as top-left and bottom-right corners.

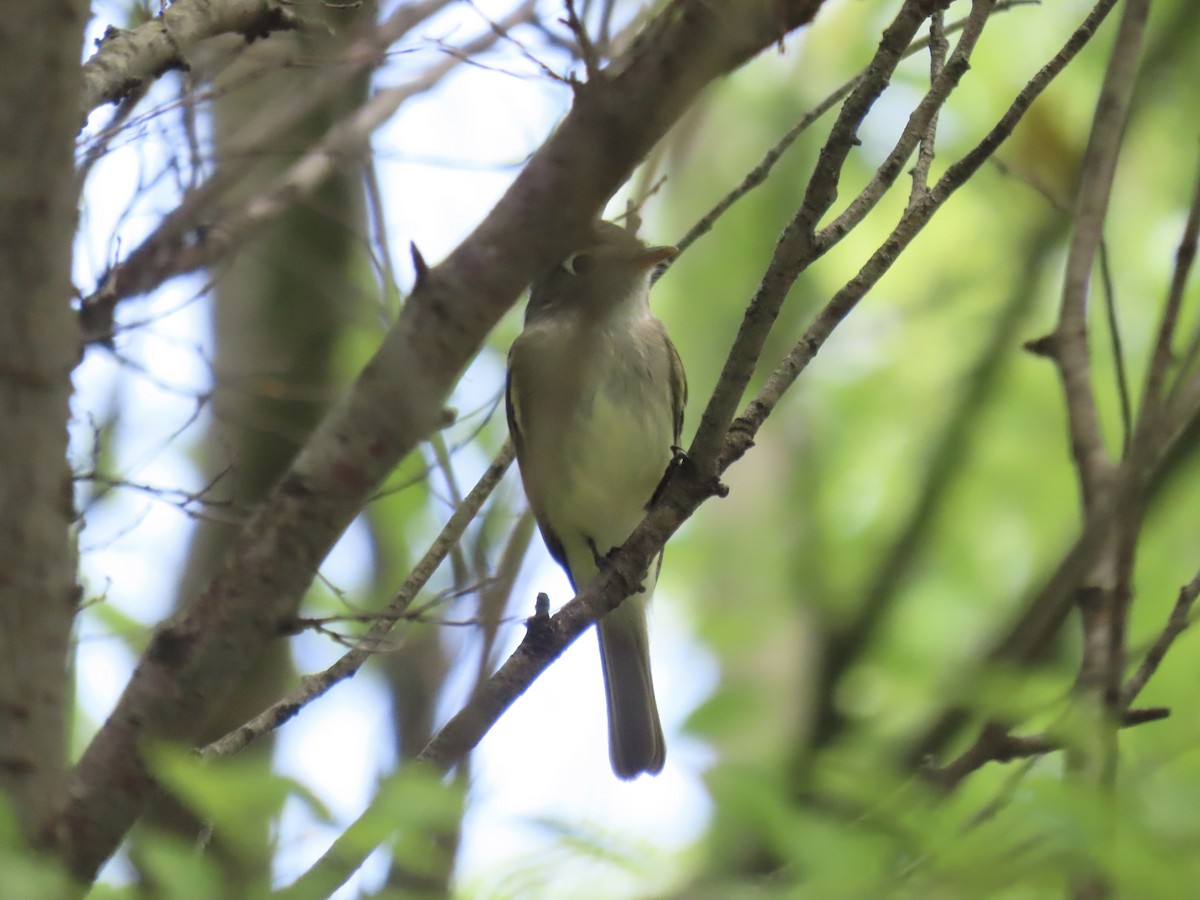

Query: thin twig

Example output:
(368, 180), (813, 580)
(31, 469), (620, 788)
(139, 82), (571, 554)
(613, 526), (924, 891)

(1097, 241), (1133, 455)
(908, 10), (947, 203)
(921, 706), (1170, 793)
(430, 433), (470, 588)
(563, 0), (600, 80)
(1122, 567), (1200, 705)
(200, 441), (515, 759)
(363, 158), (403, 320)
(472, 509), (536, 692)
(128, 2), (538, 313)
(1156, 151), (1200, 410)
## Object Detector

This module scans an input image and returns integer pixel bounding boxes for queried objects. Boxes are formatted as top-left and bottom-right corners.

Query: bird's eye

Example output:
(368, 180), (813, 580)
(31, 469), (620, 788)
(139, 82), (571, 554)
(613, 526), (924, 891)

(562, 251), (594, 275)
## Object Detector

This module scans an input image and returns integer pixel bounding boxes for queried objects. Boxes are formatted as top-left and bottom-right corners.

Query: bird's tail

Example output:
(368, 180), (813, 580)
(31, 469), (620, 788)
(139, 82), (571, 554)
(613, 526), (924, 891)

(597, 593), (664, 779)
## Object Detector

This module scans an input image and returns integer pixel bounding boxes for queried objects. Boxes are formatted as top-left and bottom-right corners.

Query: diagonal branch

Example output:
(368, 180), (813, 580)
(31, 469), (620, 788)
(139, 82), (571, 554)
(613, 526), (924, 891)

(816, 0), (995, 248)
(664, 0), (1038, 263)
(1122, 566), (1200, 706)
(1152, 151), (1200, 413)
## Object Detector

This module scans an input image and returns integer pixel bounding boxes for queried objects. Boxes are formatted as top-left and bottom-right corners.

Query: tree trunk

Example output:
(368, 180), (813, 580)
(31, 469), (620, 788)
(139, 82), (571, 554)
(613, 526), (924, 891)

(0, 0), (88, 849)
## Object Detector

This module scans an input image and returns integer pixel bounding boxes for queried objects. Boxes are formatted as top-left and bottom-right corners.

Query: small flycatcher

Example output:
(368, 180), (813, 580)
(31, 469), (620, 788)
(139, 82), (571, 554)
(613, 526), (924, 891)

(506, 220), (686, 779)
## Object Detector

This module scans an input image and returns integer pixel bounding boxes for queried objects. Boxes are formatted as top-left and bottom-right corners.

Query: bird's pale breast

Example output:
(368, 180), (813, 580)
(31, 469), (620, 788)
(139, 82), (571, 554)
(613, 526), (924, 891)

(511, 315), (674, 563)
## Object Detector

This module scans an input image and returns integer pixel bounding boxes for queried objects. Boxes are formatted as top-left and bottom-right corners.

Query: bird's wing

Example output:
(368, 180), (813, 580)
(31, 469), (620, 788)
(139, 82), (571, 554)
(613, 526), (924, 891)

(664, 328), (687, 445)
(505, 338), (571, 576)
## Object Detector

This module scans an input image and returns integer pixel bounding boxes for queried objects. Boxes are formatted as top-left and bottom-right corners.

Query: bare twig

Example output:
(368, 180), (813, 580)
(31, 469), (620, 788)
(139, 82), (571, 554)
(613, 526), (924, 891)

(563, 0), (601, 80)
(1042, 15), (1149, 880)
(200, 442), (514, 760)
(1155, 151), (1200, 411)
(472, 509), (536, 692)
(816, 0), (996, 248)
(77, 0), (471, 342)
(1097, 242), (1133, 455)
(922, 706), (1170, 792)
(907, 10), (947, 203)
(79, 0), (305, 119)
(1122, 567), (1200, 705)
(363, 158), (402, 320)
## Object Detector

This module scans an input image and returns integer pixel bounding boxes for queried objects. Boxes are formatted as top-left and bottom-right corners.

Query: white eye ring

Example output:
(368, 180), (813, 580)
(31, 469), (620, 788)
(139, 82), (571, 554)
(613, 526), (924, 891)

(562, 251), (593, 275)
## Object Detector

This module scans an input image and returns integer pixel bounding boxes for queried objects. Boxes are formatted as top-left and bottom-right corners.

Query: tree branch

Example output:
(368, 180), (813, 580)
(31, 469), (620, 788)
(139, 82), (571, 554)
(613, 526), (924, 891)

(906, 384), (1200, 779)
(1152, 149), (1200, 413)
(199, 442), (515, 760)
(664, 0), (1038, 265)
(1122, 566), (1200, 706)
(1050, 0), (1148, 507)
(921, 706), (1170, 792)
(80, 0), (308, 120)
(78, 0), (463, 123)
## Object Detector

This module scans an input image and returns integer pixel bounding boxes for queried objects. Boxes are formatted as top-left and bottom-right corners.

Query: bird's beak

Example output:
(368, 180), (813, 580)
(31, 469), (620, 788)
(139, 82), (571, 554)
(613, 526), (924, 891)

(633, 245), (677, 270)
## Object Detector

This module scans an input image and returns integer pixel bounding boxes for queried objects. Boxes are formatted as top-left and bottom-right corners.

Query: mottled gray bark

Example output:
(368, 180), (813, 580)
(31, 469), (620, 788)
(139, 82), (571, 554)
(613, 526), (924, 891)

(0, 0), (88, 847)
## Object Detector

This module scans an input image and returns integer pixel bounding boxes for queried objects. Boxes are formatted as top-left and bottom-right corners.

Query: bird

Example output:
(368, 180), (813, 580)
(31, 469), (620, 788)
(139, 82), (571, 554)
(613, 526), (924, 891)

(505, 219), (686, 779)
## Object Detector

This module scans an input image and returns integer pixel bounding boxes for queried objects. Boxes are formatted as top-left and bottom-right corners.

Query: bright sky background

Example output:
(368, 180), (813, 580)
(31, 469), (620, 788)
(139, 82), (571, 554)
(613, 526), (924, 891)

(72, 1), (744, 896)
